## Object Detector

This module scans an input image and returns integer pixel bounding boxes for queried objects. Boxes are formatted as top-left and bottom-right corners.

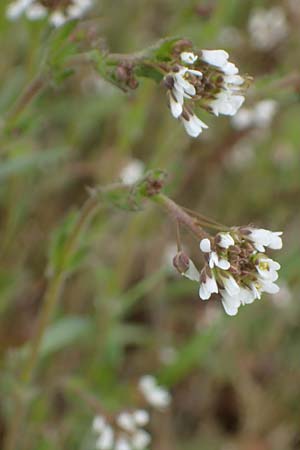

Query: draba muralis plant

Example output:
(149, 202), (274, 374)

(1, 21), (252, 137)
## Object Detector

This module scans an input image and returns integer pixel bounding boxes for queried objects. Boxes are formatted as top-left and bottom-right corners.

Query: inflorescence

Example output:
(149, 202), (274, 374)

(176, 226), (282, 316)
(163, 49), (249, 137)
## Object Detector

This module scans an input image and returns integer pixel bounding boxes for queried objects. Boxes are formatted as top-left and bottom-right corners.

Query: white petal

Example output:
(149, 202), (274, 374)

(181, 51), (198, 64)
(183, 259), (199, 282)
(217, 232), (235, 249)
(268, 231), (283, 249)
(261, 280), (280, 294)
(131, 430), (151, 450)
(222, 275), (240, 296)
(169, 92), (183, 118)
(199, 238), (211, 253)
(201, 49), (229, 68)
(220, 290), (240, 316)
(49, 11), (66, 27)
(26, 3), (47, 19)
(182, 114), (208, 138)
(217, 259), (230, 270)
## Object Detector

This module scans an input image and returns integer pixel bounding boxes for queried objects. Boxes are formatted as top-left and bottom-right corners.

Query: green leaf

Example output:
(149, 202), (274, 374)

(39, 316), (92, 357)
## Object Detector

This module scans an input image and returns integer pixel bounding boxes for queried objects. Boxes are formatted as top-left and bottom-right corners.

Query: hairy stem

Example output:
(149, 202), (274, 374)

(153, 194), (209, 240)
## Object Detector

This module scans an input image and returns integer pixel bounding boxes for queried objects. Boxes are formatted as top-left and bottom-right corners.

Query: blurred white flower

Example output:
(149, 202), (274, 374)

(248, 7), (288, 51)
(6, 0), (93, 26)
(231, 100), (278, 130)
(120, 160), (144, 185)
(139, 375), (171, 409)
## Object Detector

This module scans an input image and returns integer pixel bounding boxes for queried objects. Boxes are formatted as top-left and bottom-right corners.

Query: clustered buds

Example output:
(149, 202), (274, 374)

(6, 0), (93, 26)
(92, 376), (170, 450)
(177, 228), (282, 316)
(163, 49), (249, 137)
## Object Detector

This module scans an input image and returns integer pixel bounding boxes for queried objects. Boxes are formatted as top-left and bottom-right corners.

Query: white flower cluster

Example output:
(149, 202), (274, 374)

(120, 160), (145, 185)
(231, 100), (278, 130)
(93, 409), (151, 450)
(6, 0), (93, 26)
(138, 375), (171, 410)
(180, 228), (282, 316)
(164, 49), (246, 138)
(248, 7), (288, 51)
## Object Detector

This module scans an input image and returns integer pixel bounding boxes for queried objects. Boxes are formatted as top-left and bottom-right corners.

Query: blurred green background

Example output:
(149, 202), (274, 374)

(1, 0), (300, 449)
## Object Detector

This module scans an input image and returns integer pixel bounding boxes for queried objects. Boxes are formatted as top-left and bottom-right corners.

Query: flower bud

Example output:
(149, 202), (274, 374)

(173, 251), (190, 274)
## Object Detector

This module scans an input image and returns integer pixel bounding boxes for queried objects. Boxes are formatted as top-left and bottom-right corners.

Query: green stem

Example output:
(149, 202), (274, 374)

(4, 73), (49, 132)
(3, 194), (100, 450)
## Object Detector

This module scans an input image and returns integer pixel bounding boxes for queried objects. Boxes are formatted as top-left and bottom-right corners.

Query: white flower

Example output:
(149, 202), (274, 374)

(26, 2), (46, 19)
(232, 99), (278, 130)
(173, 68), (196, 98)
(120, 160), (144, 185)
(182, 259), (199, 282)
(221, 274), (240, 297)
(96, 425), (114, 450)
(168, 89), (184, 118)
(117, 412), (136, 433)
(248, 228), (283, 251)
(217, 232), (235, 249)
(49, 10), (67, 27)
(93, 416), (107, 433)
(115, 437), (132, 450)
(256, 257), (280, 282)
(210, 91), (245, 117)
(181, 51), (198, 64)
(199, 238), (230, 270)
(181, 113), (208, 138)
(139, 375), (171, 409)
(132, 410), (149, 427)
(199, 273), (218, 300)
(220, 289), (241, 315)
(131, 430), (151, 449)
(200, 238), (211, 253)
(6, 0), (33, 19)
(201, 49), (229, 68)
(248, 7), (288, 51)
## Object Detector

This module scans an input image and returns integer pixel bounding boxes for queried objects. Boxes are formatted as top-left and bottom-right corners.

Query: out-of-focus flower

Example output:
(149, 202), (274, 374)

(93, 408), (151, 450)
(120, 160), (145, 185)
(138, 375), (171, 409)
(177, 228), (282, 316)
(231, 100), (278, 130)
(248, 7), (288, 51)
(6, 0), (93, 26)
(163, 48), (248, 138)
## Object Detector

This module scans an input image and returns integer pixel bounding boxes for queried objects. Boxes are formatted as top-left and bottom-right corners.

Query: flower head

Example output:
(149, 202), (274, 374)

(138, 375), (171, 409)
(163, 47), (249, 137)
(177, 226), (282, 316)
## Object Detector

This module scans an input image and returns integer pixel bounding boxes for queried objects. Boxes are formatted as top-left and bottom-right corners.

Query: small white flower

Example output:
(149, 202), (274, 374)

(168, 89), (184, 119)
(173, 68), (196, 98)
(132, 410), (149, 427)
(182, 259), (199, 282)
(220, 289), (241, 316)
(139, 375), (171, 409)
(120, 160), (144, 185)
(248, 7), (288, 51)
(6, 0), (33, 19)
(199, 273), (218, 300)
(180, 51), (198, 64)
(210, 91), (245, 117)
(221, 274), (240, 297)
(25, 2), (47, 19)
(181, 113), (208, 138)
(201, 49), (229, 68)
(256, 257), (280, 282)
(217, 232), (235, 249)
(115, 437), (132, 450)
(116, 412), (136, 433)
(131, 430), (151, 449)
(96, 425), (114, 450)
(248, 228), (283, 251)
(49, 10), (67, 27)
(93, 416), (107, 433)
